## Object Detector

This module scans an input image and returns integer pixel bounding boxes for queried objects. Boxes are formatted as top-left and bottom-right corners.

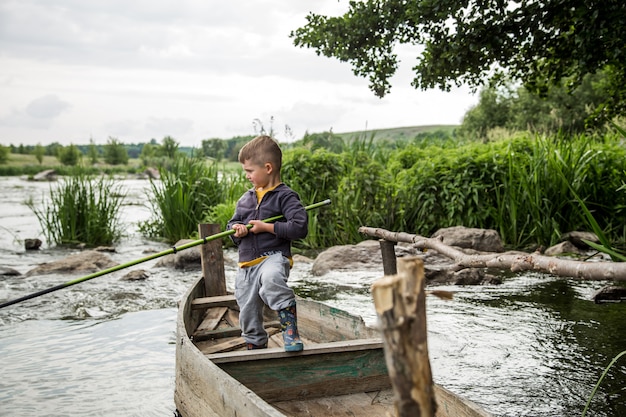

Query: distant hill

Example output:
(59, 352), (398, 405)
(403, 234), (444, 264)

(334, 124), (458, 142)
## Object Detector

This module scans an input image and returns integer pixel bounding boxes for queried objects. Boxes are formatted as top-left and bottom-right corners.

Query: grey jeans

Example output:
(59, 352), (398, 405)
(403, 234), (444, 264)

(235, 252), (295, 346)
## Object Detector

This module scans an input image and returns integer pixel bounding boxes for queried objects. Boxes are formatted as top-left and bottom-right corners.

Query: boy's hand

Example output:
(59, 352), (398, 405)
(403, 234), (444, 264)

(232, 223), (249, 238)
(248, 220), (275, 235)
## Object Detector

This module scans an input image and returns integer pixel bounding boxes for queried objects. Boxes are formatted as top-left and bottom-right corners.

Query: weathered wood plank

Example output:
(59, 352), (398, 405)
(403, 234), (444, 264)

(176, 281), (284, 417)
(295, 298), (380, 341)
(272, 390), (395, 416)
(191, 294), (237, 310)
(371, 256), (436, 417)
(198, 224), (227, 296)
(209, 339), (384, 363)
(211, 340), (390, 403)
(195, 306), (228, 333)
(200, 328), (282, 354)
(434, 385), (494, 417)
(224, 308), (240, 327)
(193, 321), (280, 342)
(267, 333), (283, 349)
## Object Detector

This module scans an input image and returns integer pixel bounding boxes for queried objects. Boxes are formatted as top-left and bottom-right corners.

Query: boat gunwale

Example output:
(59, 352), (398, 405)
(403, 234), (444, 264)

(175, 275), (494, 417)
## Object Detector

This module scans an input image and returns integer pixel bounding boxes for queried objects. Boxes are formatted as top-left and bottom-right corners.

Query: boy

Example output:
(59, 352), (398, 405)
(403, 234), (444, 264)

(227, 135), (308, 352)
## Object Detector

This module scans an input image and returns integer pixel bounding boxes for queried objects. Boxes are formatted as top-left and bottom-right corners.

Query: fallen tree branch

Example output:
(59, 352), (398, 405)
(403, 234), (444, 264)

(359, 227), (626, 281)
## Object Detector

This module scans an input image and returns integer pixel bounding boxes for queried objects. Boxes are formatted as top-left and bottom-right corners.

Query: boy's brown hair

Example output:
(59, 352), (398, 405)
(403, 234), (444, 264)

(238, 135), (282, 171)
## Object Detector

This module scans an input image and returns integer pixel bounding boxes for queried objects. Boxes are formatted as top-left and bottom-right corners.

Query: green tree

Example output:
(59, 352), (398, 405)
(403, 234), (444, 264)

(140, 142), (157, 166)
(57, 144), (82, 166)
(87, 139), (99, 164)
(34, 144), (45, 164)
(457, 85), (515, 140)
(160, 136), (179, 159)
(291, 0), (626, 121)
(299, 131), (346, 153)
(0, 145), (8, 164)
(201, 138), (227, 160)
(104, 137), (129, 165)
(459, 71), (613, 138)
(46, 142), (63, 157)
(509, 72), (609, 133)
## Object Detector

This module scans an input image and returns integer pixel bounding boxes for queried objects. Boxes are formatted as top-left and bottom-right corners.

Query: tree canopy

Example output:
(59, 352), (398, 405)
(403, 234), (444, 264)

(291, 0), (626, 121)
(459, 71), (613, 137)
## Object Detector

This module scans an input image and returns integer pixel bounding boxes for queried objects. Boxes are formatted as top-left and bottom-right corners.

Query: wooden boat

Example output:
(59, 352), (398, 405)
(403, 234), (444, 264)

(174, 273), (493, 417)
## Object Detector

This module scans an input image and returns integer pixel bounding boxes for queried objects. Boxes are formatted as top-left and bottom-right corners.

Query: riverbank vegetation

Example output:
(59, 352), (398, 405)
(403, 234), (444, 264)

(284, 130), (626, 252)
(14, 125), (626, 254)
(140, 128), (625, 255)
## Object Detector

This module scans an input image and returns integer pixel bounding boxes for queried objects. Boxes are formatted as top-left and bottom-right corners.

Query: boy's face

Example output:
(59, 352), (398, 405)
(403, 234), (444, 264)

(242, 159), (272, 189)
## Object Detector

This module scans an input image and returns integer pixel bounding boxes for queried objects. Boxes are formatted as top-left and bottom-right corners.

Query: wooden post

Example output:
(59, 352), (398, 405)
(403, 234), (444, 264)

(379, 239), (397, 276)
(198, 224), (227, 297)
(371, 256), (436, 417)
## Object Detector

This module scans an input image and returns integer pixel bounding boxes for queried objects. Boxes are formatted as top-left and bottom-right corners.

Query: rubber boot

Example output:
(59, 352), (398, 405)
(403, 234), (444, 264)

(278, 304), (303, 352)
(246, 342), (267, 350)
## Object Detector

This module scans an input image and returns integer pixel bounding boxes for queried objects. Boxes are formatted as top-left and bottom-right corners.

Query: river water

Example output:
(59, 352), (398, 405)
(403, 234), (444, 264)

(0, 176), (624, 417)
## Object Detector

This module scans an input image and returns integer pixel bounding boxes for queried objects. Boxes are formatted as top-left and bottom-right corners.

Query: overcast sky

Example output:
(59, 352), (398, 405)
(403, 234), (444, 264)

(0, 0), (478, 147)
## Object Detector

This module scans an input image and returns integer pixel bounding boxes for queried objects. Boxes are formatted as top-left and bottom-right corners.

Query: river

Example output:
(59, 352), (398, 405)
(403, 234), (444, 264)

(0, 176), (624, 417)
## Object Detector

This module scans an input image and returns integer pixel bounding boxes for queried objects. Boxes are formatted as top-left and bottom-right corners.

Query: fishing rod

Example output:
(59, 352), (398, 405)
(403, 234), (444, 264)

(0, 199), (331, 309)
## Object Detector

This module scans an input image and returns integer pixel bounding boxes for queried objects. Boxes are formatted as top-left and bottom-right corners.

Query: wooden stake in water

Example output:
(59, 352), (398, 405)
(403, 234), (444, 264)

(371, 256), (437, 417)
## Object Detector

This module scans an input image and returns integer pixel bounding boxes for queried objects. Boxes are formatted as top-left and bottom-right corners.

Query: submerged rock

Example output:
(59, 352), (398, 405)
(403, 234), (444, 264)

(24, 238), (42, 250)
(0, 266), (21, 277)
(155, 240), (202, 270)
(431, 226), (504, 252)
(121, 269), (150, 281)
(24, 250), (117, 277)
(561, 231), (600, 249)
(311, 240), (382, 276)
(593, 286), (626, 304)
(31, 169), (57, 181)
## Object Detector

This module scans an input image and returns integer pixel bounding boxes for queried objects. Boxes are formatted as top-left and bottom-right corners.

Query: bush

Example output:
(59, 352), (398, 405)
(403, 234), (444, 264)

(57, 144), (82, 166)
(282, 148), (345, 247)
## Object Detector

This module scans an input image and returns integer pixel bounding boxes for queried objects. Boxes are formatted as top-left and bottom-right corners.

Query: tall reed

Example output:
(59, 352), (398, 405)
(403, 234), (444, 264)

(582, 350), (626, 417)
(28, 170), (125, 246)
(494, 134), (626, 247)
(139, 156), (226, 244)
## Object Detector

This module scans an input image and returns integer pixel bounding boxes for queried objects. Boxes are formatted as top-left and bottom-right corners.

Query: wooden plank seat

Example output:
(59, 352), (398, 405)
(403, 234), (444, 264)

(191, 294), (238, 310)
(206, 339), (390, 403)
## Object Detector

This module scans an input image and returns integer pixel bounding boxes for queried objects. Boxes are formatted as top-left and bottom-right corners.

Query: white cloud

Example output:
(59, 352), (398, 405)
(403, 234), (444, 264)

(24, 94), (71, 119)
(0, 0), (478, 147)
(0, 94), (70, 131)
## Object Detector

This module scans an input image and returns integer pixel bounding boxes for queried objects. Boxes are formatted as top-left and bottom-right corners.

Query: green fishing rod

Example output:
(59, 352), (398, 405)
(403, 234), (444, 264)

(0, 199), (331, 310)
